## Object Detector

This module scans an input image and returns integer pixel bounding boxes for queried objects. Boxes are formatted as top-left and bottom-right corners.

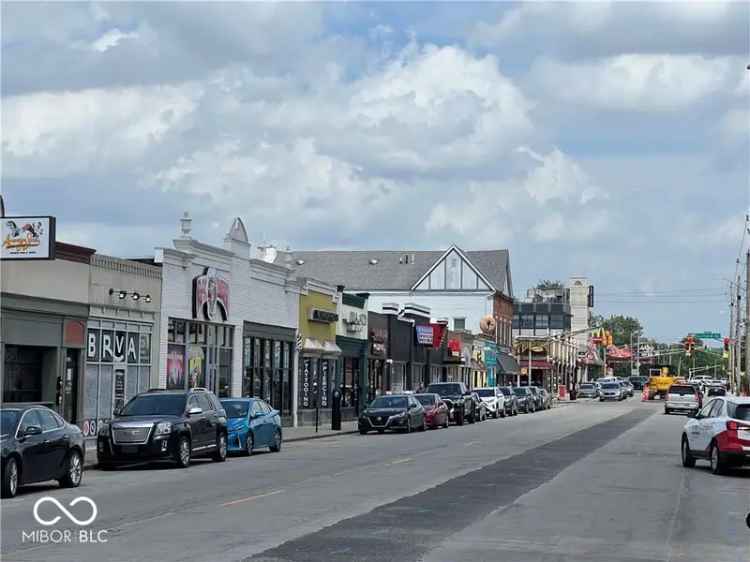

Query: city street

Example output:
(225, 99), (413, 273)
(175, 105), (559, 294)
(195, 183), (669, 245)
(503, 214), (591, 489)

(2, 400), (748, 562)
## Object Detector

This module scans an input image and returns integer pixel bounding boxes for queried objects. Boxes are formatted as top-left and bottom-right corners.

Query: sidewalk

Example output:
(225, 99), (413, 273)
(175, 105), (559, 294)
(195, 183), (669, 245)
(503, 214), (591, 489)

(84, 421), (360, 468)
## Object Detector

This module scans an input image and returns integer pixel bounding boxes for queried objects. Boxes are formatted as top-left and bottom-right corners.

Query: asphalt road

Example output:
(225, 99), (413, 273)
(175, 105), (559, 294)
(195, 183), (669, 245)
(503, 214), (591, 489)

(2, 400), (748, 562)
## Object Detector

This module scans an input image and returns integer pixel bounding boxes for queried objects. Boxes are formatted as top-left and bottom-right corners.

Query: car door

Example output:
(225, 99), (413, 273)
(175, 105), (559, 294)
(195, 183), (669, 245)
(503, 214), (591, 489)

(36, 408), (69, 478)
(248, 400), (266, 446)
(186, 395), (209, 450)
(197, 393), (217, 449)
(17, 409), (46, 483)
(689, 399), (716, 451)
(705, 399), (726, 447)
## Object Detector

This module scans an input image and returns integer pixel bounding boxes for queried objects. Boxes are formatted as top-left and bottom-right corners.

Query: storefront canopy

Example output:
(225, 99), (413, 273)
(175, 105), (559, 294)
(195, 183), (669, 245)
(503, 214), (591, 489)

(497, 352), (520, 375)
(301, 338), (342, 356)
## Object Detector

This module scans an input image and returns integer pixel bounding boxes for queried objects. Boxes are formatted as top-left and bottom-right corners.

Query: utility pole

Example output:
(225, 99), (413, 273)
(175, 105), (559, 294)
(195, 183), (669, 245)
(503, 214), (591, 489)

(729, 281), (736, 391)
(735, 268), (742, 395)
(745, 250), (750, 395)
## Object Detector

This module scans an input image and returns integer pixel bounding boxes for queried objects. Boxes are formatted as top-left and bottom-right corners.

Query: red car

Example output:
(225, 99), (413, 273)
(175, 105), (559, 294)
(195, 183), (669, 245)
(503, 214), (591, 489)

(415, 393), (449, 429)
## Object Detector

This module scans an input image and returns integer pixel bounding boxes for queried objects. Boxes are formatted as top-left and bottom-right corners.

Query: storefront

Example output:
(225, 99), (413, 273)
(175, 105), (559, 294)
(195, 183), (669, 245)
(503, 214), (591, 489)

(367, 312), (388, 401)
(242, 322), (295, 418)
(297, 280), (341, 425)
(336, 293), (369, 416)
(157, 216), (300, 414)
(1, 239), (93, 426)
(483, 339), (497, 387)
(84, 254), (161, 438)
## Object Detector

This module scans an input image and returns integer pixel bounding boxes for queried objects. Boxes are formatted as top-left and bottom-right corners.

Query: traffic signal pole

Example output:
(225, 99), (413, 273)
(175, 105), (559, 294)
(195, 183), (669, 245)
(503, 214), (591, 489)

(729, 281), (736, 392)
(746, 250), (750, 394)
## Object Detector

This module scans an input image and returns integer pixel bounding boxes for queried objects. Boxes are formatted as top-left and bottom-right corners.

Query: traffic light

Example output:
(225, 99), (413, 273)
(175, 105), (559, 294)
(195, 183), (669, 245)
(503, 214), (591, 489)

(684, 335), (695, 357)
(724, 337), (730, 352)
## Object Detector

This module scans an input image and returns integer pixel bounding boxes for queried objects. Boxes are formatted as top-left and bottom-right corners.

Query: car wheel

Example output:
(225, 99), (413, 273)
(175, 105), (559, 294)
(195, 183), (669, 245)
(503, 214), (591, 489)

(497, 409), (502, 419)
(269, 429), (282, 452)
(709, 441), (727, 475)
(359, 429), (368, 435)
(405, 418), (412, 433)
(2, 457), (19, 498)
(174, 435), (191, 468)
(245, 432), (254, 455)
(456, 410), (464, 426)
(681, 435), (696, 468)
(212, 433), (227, 462)
(664, 408), (670, 415)
(59, 450), (83, 488)
(443, 417), (450, 429)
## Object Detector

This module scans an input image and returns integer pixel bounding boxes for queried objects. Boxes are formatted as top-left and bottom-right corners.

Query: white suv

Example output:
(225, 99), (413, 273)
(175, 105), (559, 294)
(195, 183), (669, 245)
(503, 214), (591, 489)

(681, 396), (750, 474)
(474, 387), (506, 419)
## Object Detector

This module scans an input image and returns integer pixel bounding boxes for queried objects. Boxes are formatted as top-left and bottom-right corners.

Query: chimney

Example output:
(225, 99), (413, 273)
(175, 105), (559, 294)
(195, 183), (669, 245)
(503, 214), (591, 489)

(179, 211), (192, 239)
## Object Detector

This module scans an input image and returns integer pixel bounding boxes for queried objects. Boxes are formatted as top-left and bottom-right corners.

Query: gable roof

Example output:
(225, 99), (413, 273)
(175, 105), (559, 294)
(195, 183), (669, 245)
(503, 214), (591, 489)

(281, 248), (511, 295)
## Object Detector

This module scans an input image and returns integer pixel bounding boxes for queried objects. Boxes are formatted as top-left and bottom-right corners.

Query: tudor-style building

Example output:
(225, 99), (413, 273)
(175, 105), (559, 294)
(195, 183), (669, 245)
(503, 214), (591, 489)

(274, 245), (518, 381)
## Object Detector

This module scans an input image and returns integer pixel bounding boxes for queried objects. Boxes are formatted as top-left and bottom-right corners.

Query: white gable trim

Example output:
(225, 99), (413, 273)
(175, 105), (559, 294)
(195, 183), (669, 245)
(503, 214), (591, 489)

(410, 245), (496, 292)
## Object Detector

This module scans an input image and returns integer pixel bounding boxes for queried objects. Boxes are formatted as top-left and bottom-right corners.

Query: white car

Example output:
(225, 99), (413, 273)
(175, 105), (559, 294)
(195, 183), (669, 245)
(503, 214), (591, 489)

(474, 387), (506, 419)
(681, 396), (750, 474)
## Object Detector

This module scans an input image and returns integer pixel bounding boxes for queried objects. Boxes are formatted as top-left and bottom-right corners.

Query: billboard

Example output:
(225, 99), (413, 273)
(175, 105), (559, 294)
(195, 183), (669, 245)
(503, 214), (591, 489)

(1, 216), (56, 260)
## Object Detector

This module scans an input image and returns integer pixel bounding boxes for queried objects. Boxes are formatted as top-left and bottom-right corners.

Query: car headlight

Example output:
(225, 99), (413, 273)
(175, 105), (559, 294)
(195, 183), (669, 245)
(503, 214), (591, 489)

(98, 423), (110, 436)
(155, 422), (172, 436)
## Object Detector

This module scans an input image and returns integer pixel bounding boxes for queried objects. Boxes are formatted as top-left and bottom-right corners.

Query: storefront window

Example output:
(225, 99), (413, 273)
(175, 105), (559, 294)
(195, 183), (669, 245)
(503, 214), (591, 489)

(342, 358), (358, 408)
(243, 334), (292, 415)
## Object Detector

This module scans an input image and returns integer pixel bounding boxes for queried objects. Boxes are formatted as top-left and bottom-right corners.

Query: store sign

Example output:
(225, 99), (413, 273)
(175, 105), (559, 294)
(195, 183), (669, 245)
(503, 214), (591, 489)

(301, 358), (311, 408)
(0, 216), (55, 260)
(309, 308), (339, 323)
(88, 329), (139, 363)
(447, 339), (461, 357)
(370, 328), (387, 356)
(415, 325), (433, 345)
(193, 267), (230, 322)
(343, 311), (367, 334)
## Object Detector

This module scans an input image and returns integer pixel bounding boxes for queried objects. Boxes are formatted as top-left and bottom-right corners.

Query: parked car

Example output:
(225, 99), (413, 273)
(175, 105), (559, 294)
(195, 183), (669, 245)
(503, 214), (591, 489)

(620, 380), (634, 398)
(599, 382), (623, 401)
(681, 396), (750, 474)
(578, 383), (599, 399)
(528, 386), (544, 411)
(414, 393), (449, 429)
(220, 398), (282, 455)
(664, 384), (702, 416)
(512, 386), (535, 413)
(497, 386), (519, 416)
(1, 405), (85, 498)
(97, 388), (228, 469)
(705, 386), (727, 398)
(538, 388), (553, 410)
(426, 382), (475, 425)
(359, 394), (425, 434)
(474, 387), (506, 418)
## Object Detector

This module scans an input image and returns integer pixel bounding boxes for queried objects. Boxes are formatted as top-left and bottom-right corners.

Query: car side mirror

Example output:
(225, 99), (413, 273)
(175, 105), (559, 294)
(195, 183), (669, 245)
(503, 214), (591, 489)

(409, 403), (417, 410)
(112, 407), (121, 417)
(23, 425), (42, 437)
(187, 407), (203, 416)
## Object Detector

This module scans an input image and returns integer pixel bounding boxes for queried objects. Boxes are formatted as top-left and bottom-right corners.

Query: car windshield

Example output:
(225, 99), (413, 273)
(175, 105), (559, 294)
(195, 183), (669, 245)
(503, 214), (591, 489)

(728, 403), (750, 421)
(498, 387), (512, 396)
(513, 387), (528, 396)
(427, 384), (462, 395)
(475, 389), (495, 397)
(221, 400), (250, 418)
(580, 384), (594, 389)
(0, 410), (20, 435)
(669, 386), (695, 396)
(707, 388), (726, 396)
(120, 394), (186, 416)
(369, 397), (408, 409)
(415, 395), (436, 406)
(601, 383), (619, 390)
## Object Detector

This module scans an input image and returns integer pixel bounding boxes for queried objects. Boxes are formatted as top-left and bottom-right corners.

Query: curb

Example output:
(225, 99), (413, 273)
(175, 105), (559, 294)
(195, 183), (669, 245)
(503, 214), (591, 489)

(83, 429), (361, 469)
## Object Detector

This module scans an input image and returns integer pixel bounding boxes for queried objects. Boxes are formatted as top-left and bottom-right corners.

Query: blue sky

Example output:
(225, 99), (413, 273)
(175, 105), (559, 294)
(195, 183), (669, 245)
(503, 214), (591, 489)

(2, 2), (748, 342)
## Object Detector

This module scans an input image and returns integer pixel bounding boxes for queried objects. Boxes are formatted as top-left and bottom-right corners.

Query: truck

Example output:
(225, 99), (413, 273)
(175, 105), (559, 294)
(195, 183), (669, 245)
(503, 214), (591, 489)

(647, 366), (676, 400)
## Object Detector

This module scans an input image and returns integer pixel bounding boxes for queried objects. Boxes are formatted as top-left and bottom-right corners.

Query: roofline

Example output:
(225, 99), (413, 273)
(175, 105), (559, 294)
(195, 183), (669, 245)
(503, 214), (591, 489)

(409, 244), (497, 292)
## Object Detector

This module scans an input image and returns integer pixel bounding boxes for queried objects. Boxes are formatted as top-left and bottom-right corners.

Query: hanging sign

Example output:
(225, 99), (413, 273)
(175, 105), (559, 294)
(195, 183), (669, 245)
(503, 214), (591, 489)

(1, 216), (55, 260)
(415, 325), (434, 345)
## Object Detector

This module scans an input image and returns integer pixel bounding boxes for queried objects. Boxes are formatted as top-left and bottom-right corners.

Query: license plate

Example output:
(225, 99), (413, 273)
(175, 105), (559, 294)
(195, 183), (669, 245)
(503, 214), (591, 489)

(120, 445), (139, 455)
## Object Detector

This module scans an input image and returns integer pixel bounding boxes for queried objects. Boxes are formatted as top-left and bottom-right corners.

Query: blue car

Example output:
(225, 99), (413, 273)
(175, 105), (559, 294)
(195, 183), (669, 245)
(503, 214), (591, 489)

(219, 398), (283, 455)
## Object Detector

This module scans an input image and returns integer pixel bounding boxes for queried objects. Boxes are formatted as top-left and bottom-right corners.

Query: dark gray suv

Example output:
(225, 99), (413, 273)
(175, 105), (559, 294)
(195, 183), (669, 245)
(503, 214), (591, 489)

(97, 388), (228, 469)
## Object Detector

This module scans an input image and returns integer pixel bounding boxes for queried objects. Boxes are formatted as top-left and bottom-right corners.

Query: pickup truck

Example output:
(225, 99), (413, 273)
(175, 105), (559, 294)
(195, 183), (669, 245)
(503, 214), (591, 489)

(426, 382), (477, 425)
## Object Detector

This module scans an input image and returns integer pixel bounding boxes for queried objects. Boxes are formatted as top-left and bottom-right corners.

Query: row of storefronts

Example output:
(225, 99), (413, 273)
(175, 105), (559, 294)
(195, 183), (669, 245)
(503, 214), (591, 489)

(1, 214), (520, 437)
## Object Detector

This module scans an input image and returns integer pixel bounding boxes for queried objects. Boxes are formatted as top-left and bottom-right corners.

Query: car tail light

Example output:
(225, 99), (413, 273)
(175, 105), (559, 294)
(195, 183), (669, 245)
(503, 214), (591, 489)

(726, 420), (750, 431)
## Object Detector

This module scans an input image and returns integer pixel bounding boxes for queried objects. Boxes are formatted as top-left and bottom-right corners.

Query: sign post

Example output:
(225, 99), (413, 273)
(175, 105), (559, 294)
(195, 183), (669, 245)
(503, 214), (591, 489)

(695, 332), (721, 340)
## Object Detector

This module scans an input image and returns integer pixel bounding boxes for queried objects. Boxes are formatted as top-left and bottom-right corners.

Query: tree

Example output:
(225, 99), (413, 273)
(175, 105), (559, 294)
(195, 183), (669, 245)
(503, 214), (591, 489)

(537, 279), (564, 290)
(600, 315), (643, 347)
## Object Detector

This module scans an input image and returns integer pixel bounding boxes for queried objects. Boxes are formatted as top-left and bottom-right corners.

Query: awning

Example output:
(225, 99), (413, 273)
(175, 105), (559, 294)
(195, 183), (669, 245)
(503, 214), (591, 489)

(497, 352), (520, 375)
(301, 338), (341, 356)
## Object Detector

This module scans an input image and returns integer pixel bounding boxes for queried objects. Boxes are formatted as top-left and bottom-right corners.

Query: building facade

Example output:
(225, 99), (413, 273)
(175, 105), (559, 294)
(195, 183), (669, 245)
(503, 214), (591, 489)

(336, 292), (369, 417)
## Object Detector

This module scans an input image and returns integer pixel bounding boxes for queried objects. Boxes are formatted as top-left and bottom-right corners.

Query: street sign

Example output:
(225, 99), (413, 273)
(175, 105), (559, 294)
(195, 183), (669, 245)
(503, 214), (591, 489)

(695, 332), (721, 340)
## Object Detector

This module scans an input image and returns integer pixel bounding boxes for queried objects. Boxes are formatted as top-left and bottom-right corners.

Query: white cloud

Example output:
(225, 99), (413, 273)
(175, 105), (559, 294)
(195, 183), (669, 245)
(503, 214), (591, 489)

(90, 28), (139, 52)
(528, 55), (742, 112)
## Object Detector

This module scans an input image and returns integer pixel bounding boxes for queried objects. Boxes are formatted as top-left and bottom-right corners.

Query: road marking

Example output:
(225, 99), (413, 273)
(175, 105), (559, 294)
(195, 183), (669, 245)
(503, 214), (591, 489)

(222, 489), (285, 507)
(389, 458), (413, 465)
(465, 441), (480, 447)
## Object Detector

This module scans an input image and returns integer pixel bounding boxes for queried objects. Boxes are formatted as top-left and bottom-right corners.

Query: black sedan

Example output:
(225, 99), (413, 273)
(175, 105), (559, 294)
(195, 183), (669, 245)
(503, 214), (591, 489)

(1, 405), (85, 498)
(359, 394), (426, 434)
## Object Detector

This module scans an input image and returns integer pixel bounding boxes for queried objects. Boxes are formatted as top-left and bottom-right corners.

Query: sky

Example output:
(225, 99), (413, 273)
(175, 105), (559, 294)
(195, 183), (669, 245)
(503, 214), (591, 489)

(2, 2), (749, 343)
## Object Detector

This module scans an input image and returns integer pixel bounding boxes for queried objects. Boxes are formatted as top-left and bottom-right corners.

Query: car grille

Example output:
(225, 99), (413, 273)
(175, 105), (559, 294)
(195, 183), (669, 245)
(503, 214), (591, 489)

(368, 416), (387, 427)
(113, 426), (152, 445)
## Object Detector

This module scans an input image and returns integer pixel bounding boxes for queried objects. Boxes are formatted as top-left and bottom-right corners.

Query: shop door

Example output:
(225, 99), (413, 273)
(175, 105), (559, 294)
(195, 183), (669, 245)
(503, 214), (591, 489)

(61, 349), (79, 423)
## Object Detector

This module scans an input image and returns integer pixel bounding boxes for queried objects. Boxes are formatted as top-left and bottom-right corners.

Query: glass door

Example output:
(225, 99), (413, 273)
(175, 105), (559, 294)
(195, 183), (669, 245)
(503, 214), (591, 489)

(62, 349), (79, 423)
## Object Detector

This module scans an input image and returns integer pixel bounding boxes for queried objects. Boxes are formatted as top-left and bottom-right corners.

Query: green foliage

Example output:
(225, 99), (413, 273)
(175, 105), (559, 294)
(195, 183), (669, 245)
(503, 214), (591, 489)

(536, 279), (564, 290)
(600, 315), (643, 346)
